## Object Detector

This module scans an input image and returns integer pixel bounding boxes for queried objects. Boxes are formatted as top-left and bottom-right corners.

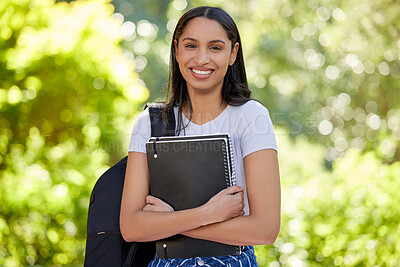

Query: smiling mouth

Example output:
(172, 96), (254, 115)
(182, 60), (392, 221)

(191, 68), (213, 75)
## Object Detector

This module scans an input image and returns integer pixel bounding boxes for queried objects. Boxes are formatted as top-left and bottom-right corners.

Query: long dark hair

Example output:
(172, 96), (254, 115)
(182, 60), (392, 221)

(163, 6), (251, 133)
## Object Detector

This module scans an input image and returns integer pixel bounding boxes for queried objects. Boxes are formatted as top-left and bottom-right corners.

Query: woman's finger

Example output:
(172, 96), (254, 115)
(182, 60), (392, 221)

(145, 195), (159, 205)
(223, 185), (244, 195)
(143, 204), (153, 211)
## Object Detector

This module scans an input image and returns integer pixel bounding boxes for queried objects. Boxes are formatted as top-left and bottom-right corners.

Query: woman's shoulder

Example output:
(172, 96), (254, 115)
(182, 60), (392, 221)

(131, 107), (151, 134)
(135, 106), (151, 122)
(230, 100), (271, 115)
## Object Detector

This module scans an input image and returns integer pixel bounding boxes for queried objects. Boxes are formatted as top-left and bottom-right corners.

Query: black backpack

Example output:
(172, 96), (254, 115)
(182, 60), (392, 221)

(84, 103), (175, 267)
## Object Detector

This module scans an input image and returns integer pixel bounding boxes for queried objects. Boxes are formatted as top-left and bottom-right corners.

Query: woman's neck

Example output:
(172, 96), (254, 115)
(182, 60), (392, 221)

(183, 91), (227, 125)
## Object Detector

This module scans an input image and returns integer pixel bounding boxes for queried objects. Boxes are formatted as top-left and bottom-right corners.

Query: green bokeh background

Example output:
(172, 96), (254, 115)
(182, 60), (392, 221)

(1, 0), (399, 266)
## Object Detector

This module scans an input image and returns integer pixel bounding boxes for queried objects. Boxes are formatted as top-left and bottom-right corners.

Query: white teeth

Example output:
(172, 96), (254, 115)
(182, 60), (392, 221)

(191, 69), (212, 75)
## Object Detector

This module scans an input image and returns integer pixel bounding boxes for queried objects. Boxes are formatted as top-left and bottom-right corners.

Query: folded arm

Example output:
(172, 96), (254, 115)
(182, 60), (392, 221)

(120, 151), (245, 242)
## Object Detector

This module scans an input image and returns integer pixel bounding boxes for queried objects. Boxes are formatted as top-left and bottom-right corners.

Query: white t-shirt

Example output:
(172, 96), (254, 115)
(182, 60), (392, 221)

(128, 100), (277, 215)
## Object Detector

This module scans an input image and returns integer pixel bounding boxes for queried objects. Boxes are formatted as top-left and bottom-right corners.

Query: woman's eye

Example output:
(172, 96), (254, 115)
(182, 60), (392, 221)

(185, 44), (196, 48)
(211, 46), (222, 51)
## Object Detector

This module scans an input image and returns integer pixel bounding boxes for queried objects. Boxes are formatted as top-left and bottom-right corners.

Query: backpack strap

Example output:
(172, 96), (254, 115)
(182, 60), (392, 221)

(146, 102), (176, 137)
(124, 243), (138, 267)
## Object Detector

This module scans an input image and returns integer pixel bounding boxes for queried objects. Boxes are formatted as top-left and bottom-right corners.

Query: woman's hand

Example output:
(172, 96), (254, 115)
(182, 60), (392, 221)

(143, 195), (174, 212)
(201, 185), (245, 225)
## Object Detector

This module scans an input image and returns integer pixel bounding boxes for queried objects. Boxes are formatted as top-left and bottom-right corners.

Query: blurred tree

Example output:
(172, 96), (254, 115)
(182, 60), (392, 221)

(0, 0), (147, 265)
(255, 135), (400, 266)
(111, 0), (172, 100)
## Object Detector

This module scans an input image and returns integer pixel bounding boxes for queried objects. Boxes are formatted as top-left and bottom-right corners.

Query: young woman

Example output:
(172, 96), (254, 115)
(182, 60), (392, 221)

(120, 6), (280, 266)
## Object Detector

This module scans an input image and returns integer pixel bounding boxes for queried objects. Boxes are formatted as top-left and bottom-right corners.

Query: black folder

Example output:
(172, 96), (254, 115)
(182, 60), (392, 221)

(146, 133), (241, 259)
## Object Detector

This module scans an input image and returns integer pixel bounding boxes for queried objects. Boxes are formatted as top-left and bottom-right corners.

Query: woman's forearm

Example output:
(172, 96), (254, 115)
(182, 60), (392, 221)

(121, 206), (208, 242)
(120, 185), (245, 242)
(121, 150), (280, 244)
(181, 213), (280, 246)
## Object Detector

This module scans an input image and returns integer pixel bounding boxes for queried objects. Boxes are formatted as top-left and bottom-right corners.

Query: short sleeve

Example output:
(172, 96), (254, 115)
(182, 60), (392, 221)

(128, 108), (151, 153)
(237, 101), (277, 158)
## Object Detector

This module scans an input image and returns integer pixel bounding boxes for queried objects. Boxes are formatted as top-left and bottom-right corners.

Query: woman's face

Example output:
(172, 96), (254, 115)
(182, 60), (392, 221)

(174, 17), (239, 95)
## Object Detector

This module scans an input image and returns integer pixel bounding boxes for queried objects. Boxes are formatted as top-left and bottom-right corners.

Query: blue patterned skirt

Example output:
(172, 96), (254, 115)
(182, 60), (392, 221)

(148, 246), (258, 267)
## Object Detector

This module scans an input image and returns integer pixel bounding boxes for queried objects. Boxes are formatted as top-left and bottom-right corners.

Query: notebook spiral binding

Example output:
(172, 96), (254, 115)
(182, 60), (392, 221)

(227, 136), (237, 186)
(221, 143), (230, 187)
(221, 136), (237, 187)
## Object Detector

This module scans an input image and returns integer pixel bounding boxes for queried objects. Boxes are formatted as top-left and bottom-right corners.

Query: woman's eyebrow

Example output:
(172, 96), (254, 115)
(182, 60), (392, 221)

(181, 37), (226, 44)
(210, 39), (226, 44)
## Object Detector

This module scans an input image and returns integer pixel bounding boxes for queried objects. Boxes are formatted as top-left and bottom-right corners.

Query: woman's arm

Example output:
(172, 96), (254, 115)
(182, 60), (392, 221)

(180, 149), (281, 245)
(120, 151), (245, 242)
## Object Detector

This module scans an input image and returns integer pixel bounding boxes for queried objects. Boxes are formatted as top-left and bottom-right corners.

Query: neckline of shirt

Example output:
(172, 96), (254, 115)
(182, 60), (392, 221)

(176, 104), (232, 128)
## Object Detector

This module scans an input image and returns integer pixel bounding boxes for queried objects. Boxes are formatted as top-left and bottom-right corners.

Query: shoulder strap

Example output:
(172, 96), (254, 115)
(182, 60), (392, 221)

(124, 243), (138, 267)
(146, 103), (175, 137)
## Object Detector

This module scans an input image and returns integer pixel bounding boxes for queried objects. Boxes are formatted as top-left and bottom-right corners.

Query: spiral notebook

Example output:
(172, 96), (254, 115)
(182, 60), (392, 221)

(146, 133), (241, 259)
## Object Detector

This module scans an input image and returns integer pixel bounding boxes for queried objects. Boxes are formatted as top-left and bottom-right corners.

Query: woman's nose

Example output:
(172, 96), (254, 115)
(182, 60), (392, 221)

(194, 49), (209, 65)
